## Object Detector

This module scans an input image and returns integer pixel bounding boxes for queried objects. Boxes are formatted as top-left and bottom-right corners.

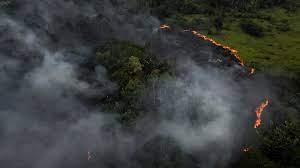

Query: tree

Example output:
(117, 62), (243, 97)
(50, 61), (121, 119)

(128, 56), (143, 75)
(259, 121), (300, 166)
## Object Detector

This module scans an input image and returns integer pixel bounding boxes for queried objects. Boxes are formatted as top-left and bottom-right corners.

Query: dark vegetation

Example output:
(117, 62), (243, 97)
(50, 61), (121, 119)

(102, 1), (299, 167)
(240, 20), (265, 37)
(1, 0), (299, 167)
(95, 41), (300, 168)
(145, 0), (300, 78)
(234, 121), (300, 168)
(96, 41), (171, 123)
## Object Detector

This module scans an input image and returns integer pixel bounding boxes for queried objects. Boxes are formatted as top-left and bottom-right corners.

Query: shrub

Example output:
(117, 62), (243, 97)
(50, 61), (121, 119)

(96, 41), (171, 123)
(259, 121), (300, 166)
(276, 22), (291, 32)
(240, 20), (265, 37)
(214, 17), (224, 32)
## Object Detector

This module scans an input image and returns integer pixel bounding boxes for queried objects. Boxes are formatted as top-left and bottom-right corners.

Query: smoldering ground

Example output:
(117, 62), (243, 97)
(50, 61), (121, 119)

(0, 0), (272, 168)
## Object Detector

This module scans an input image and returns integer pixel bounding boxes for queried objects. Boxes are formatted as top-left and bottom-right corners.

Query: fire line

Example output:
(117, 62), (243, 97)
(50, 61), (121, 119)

(254, 99), (269, 128)
(159, 24), (255, 72)
(159, 24), (269, 128)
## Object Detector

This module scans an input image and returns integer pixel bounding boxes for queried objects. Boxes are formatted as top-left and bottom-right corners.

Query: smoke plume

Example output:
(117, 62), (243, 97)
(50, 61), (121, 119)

(0, 0), (272, 168)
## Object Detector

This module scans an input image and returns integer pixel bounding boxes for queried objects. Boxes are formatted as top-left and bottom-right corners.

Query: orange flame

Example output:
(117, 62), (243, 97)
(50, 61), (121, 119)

(160, 24), (170, 30)
(160, 25), (270, 129)
(189, 30), (244, 66)
(160, 25), (250, 67)
(254, 99), (269, 128)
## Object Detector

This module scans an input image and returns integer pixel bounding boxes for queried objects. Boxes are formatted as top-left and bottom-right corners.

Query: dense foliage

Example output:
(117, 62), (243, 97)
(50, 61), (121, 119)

(93, 0), (300, 163)
(96, 41), (171, 123)
(2, 0), (299, 167)
(234, 121), (300, 168)
(95, 40), (300, 167)
(240, 20), (265, 37)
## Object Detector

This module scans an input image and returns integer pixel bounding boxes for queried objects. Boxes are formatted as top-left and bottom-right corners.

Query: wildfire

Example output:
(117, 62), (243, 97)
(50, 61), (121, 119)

(160, 24), (170, 30)
(189, 30), (244, 66)
(254, 99), (269, 128)
(160, 24), (255, 69)
(242, 147), (250, 152)
(250, 68), (255, 75)
(159, 24), (269, 132)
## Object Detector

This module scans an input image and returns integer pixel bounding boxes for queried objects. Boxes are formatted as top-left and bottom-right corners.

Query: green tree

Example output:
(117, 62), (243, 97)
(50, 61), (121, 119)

(259, 121), (300, 166)
(128, 56), (143, 75)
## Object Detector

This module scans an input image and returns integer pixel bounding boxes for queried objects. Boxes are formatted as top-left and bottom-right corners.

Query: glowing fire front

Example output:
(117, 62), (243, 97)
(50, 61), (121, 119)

(159, 24), (246, 67)
(189, 30), (245, 66)
(159, 24), (270, 128)
(254, 99), (269, 128)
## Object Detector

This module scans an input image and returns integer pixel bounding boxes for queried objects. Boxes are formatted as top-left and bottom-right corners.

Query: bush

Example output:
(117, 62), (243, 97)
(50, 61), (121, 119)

(276, 22), (291, 32)
(240, 20), (265, 37)
(96, 41), (171, 123)
(0, 0), (18, 14)
(214, 17), (224, 32)
(255, 0), (299, 11)
(259, 121), (300, 167)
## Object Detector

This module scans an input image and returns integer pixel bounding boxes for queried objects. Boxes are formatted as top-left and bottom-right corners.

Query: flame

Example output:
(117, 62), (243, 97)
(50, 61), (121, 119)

(250, 68), (255, 75)
(160, 24), (170, 30)
(243, 147), (250, 152)
(160, 25), (270, 129)
(189, 30), (244, 66)
(254, 99), (269, 128)
(161, 25), (250, 67)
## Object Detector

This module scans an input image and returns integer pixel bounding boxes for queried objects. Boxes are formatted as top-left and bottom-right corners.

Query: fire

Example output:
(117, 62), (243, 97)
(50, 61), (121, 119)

(250, 68), (255, 75)
(159, 24), (269, 129)
(160, 24), (170, 30)
(160, 25), (251, 67)
(254, 99), (269, 128)
(242, 147), (250, 152)
(189, 30), (244, 66)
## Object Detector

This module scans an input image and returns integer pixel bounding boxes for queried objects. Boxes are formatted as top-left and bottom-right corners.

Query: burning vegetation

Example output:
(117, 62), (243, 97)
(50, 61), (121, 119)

(160, 24), (170, 29)
(254, 99), (269, 128)
(1, 1), (298, 167)
(242, 147), (251, 152)
(189, 30), (245, 66)
(159, 24), (270, 129)
(160, 25), (256, 74)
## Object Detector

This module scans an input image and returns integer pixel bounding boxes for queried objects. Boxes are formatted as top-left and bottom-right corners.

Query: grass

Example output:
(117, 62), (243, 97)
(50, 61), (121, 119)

(165, 6), (300, 78)
(209, 7), (300, 78)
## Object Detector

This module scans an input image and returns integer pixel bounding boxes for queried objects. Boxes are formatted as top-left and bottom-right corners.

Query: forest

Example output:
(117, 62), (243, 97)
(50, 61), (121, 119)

(0, 0), (299, 168)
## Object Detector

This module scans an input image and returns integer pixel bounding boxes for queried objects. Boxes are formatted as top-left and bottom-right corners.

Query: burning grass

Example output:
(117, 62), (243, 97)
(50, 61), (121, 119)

(206, 8), (300, 78)
(161, 7), (300, 78)
(254, 99), (269, 128)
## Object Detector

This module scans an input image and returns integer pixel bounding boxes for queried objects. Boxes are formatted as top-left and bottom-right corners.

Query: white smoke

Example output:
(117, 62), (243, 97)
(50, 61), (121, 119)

(0, 1), (272, 168)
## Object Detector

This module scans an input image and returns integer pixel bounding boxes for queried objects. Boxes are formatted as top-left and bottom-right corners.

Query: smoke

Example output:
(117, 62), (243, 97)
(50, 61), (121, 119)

(153, 60), (248, 167)
(0, 0), (272, 168)
(0, 1), (125, 167)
